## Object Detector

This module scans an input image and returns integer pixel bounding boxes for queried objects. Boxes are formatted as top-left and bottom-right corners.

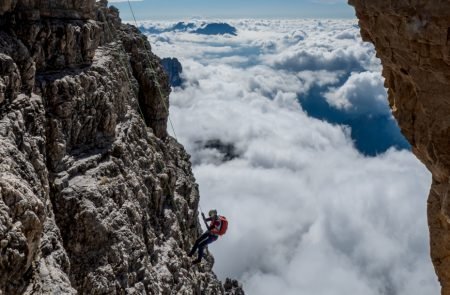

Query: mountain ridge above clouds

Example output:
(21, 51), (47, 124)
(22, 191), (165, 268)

(140, 21), (238, 36)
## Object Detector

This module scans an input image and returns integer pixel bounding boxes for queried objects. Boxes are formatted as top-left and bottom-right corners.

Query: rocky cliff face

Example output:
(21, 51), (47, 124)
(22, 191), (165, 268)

(0, 1), (243, 294)
(348, 1), (450, 293)
(161, 58), (183, 88)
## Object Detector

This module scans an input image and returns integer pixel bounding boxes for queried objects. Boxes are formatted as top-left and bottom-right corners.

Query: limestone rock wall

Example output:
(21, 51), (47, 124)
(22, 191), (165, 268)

(0, 1), (243, 294)
(0, 0), (95, 19)
(348, 1), (450, 293)
(161, 58), (183, 88)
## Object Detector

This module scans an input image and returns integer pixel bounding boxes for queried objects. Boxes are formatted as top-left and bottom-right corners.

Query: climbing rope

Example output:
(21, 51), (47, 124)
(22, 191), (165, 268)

(100, 2), (178, 140)
(198, 204), (209, 229)
(106, 3), (212, 230)
(99, 12), (148, 122)
(126, 0), (178, 140)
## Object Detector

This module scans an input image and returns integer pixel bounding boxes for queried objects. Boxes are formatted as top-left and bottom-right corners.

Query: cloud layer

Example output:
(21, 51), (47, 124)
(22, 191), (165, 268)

(143, 19), (439, 295)
(324, 71), (389, 115)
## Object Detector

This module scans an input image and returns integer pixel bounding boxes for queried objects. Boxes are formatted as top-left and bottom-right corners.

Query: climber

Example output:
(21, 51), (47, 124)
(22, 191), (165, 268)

(188, 209), (228, 265)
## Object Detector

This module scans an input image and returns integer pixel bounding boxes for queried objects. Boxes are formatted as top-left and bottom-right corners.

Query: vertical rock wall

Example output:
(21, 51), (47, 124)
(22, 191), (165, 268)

(348, 1), (450, 293)
(0, 1), (243, 294)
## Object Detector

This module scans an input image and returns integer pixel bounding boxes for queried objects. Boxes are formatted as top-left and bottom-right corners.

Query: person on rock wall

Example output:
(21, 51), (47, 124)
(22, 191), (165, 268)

(188, 209), (228, 265)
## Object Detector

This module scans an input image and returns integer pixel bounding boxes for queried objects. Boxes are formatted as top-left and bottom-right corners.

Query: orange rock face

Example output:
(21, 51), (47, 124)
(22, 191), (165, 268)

(348, 0), (450, 293)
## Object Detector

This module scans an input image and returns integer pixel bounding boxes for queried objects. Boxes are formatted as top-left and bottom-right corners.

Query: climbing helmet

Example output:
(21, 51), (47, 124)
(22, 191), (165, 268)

(208, 209), (218, 218)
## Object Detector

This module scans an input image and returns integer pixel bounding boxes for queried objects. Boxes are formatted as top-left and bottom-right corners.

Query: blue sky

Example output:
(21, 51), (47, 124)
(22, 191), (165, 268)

(109, 0), (355, 20)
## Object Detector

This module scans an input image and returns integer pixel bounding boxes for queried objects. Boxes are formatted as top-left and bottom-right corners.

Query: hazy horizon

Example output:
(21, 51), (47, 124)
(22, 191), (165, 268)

(108, 0), (355, 20)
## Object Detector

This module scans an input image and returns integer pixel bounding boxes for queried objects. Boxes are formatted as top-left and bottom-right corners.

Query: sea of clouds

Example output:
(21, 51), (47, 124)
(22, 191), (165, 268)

(142, 19), (439, 295)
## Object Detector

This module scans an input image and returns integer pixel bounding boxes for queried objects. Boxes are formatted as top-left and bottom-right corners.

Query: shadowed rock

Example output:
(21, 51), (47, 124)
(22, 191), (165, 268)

(162, 57), (183, 87)
(349, 0), (450, 293)
(204, 139), (239, 162)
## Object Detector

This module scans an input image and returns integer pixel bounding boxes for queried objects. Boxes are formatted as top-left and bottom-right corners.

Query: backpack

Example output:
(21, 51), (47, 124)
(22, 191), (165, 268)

(218, 216), (228, 236)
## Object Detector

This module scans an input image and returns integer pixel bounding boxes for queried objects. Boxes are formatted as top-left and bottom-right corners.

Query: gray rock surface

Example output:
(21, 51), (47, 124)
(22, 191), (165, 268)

(161, 58), (183, 88)
(0, 0), (95, 19)
(0, 1), (244, 294)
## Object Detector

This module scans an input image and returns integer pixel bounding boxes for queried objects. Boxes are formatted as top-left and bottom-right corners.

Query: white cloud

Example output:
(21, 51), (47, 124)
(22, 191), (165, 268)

(143, 19), (439, 294)
(324, 71), (389, 115)
(267, 44), (374, 72)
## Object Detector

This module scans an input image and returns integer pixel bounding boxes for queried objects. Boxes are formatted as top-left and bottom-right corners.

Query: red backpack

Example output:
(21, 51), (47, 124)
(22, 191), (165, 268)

(218, 216), (228, 236)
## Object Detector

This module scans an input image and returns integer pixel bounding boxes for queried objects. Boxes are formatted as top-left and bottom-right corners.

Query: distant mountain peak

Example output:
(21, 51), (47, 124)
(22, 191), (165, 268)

(194, 23), (237, 36)
(139, 21), (238, 36)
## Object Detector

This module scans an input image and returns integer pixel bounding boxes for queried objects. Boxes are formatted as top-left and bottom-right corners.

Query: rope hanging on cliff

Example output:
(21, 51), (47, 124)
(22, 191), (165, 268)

(126, 0), (178, 140)
(100, 1), (178, 140)
(100, 14), (148, 124)
(198, 204), (209, 229)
